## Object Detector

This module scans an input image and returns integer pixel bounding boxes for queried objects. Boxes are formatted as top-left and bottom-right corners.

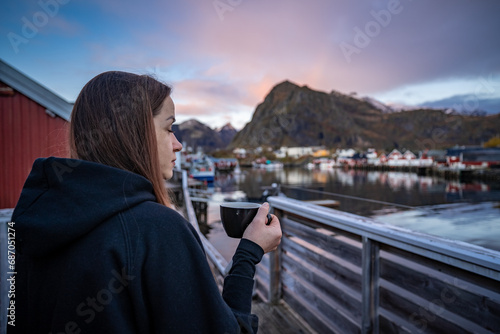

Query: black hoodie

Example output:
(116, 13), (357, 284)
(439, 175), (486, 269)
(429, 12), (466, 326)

(8, 157), (263, 333)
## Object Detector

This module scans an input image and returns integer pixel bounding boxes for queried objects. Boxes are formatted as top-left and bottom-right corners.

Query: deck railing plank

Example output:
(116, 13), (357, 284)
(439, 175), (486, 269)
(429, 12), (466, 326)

(282, 252), (362, 319)
(283, 236), (362, 294)
(282, 269), (360, 334)
(380, 251), (500, 331)
(283, 217), (363, 267)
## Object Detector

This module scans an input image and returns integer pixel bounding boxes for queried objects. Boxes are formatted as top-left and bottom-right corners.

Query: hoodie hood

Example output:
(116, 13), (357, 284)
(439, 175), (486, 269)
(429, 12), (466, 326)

(13, 157), (157, 257)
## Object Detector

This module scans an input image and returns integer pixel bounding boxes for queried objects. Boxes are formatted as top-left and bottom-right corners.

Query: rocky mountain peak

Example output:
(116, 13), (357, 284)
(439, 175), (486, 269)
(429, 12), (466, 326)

(230, 81), (500, 150)
(217, 123), (236, 132)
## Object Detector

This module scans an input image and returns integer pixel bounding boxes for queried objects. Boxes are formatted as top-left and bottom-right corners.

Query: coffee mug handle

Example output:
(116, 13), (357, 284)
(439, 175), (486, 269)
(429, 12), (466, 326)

(266, 213), (272, 225)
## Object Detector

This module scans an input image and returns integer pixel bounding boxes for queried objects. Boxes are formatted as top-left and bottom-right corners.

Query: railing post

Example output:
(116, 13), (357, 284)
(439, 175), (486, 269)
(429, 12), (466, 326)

(362, 236), (380, 334)
(268, 207), (282, 304)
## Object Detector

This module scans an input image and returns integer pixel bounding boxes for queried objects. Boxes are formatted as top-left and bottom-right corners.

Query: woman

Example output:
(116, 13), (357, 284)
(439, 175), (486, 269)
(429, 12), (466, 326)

(9, 72), (282, 333)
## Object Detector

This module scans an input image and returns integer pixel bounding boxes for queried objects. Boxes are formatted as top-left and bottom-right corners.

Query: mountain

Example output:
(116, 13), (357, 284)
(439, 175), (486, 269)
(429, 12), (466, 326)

(172, 119), (237, 153)
(171, 119), (218, 152)
(230, 81), (500, 151)
(418, 94), (500, 115)
(216, 123), (238, 145)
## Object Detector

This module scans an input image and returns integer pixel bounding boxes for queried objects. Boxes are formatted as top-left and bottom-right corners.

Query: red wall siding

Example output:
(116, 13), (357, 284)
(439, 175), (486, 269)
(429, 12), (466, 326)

(1, 84), (69, 208)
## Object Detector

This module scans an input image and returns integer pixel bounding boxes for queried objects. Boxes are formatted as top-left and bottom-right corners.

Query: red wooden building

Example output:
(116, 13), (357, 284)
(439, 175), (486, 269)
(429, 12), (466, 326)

(0, 59), (72, 209)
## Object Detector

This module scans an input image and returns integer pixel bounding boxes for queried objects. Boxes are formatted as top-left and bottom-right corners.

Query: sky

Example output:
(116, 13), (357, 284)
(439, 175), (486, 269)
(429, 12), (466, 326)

(1, 0), (500, 129)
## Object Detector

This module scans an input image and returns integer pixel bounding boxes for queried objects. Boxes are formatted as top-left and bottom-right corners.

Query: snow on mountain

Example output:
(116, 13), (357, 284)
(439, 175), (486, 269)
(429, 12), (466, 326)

(360, 97), (419, 113)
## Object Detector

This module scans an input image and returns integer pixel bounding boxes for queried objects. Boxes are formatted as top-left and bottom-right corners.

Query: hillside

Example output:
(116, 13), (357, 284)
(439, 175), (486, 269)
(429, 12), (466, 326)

(172, 119), (237, 152)
(230, 81), (500, 151)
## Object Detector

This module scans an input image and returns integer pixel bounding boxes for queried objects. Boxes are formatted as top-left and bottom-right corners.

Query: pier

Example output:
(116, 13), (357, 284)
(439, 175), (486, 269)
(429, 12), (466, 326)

(178, 171), (500, 333)
(1, 173), (499, 333)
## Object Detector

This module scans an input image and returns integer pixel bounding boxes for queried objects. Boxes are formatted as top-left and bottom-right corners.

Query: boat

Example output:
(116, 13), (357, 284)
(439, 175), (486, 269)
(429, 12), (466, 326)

(306, 158), (337, 170)
(189, 156), (215, 182)
(212, 157), (239, 172)
(252, 158), (283, 169)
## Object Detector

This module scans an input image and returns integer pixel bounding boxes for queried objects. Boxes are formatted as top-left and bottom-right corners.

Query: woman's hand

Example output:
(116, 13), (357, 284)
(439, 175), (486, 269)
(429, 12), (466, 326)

(242, 202), (282, 253)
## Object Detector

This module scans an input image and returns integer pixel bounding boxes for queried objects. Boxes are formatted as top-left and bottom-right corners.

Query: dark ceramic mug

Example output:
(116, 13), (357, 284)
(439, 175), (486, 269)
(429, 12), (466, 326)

(220, 202), (272, 238)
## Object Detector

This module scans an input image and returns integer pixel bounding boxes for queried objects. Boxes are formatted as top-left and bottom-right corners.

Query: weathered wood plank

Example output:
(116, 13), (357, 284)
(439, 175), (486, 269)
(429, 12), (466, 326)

(381, 245), (500, 294)
(380, 251), (500, 332)
(269, 247), (281, 304)
(282, 288), (351, 334)
(284, 212), (362, 245)
(378, 309), (419, 334)
(260, 252), (270, 268)
(361, 237), (380, 334)
(252, 300), (318, 334)
(282, 251), (362, 319)
(378, 282), (487, 334)
(283, 217), (363, 267)
(282, 269), (361, 334)
(255, 253), (271, 299)
(282, 235), (362, 292)
(255, 278), (270, 303)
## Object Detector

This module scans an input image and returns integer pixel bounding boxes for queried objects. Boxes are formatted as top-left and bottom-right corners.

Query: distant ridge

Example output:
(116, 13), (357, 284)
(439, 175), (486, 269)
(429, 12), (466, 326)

(174, 82), (500, 153)
(229, 81), (500, 151)
(172, 119), (237, 152)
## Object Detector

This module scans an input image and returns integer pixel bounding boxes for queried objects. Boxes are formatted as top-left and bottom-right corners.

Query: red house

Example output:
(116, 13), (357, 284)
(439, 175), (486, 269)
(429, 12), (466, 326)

(0, 59), (72, 209)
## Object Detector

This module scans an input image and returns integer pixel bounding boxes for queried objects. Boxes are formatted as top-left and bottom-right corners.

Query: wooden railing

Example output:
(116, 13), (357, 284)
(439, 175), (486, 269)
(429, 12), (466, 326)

(178, 171), (231, 290)
(178, 171), (500, 333)
(257, 196), (500, 334)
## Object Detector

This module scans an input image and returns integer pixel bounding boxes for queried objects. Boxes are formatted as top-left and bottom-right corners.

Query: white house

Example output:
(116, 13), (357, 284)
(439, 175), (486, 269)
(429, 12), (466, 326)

(278, 146), (314, 159)
(233, 148), (247, 158)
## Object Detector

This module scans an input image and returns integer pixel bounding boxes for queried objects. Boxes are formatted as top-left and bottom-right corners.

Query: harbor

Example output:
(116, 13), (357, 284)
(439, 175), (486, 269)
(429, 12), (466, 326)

(187, 163), (500, 251)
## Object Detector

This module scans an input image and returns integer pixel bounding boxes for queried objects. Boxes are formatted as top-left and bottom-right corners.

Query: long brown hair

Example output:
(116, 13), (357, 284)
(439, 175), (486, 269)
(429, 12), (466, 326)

(69, 71), (172, 206)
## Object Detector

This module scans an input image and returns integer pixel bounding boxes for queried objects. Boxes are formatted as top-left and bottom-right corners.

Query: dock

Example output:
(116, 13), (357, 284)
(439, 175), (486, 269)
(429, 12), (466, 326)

(177, 170), (500, 334)
(252, 300), (316, 333)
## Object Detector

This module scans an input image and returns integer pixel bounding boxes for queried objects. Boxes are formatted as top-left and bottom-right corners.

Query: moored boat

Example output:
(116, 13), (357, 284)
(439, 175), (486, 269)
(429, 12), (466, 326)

(189, 156), (215, 182)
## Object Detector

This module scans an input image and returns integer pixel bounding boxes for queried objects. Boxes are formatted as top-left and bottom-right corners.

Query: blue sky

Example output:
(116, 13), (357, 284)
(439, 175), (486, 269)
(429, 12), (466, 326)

(1, 0), (500, 129)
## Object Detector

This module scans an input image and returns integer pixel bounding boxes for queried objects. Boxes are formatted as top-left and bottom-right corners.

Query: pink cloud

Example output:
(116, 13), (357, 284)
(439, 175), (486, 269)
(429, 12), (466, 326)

(161, 1), (351, 103)
(77, 0), (500, 125)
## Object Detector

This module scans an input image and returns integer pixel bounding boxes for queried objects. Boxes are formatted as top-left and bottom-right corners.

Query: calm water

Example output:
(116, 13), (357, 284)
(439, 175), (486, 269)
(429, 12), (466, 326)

(204, 167), (500, 257)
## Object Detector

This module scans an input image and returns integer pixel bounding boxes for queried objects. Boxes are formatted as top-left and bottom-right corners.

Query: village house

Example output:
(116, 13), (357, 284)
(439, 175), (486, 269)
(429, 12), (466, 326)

(0, 59), (72, 208)
(276, 146), (314, 159)
(232, 148), (247, 159)
(447, 147), (500, 170)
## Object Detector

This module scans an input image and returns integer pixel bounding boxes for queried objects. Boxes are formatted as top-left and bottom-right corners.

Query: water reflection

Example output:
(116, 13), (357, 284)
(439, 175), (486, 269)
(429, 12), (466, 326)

(219, 167), (500, 208)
